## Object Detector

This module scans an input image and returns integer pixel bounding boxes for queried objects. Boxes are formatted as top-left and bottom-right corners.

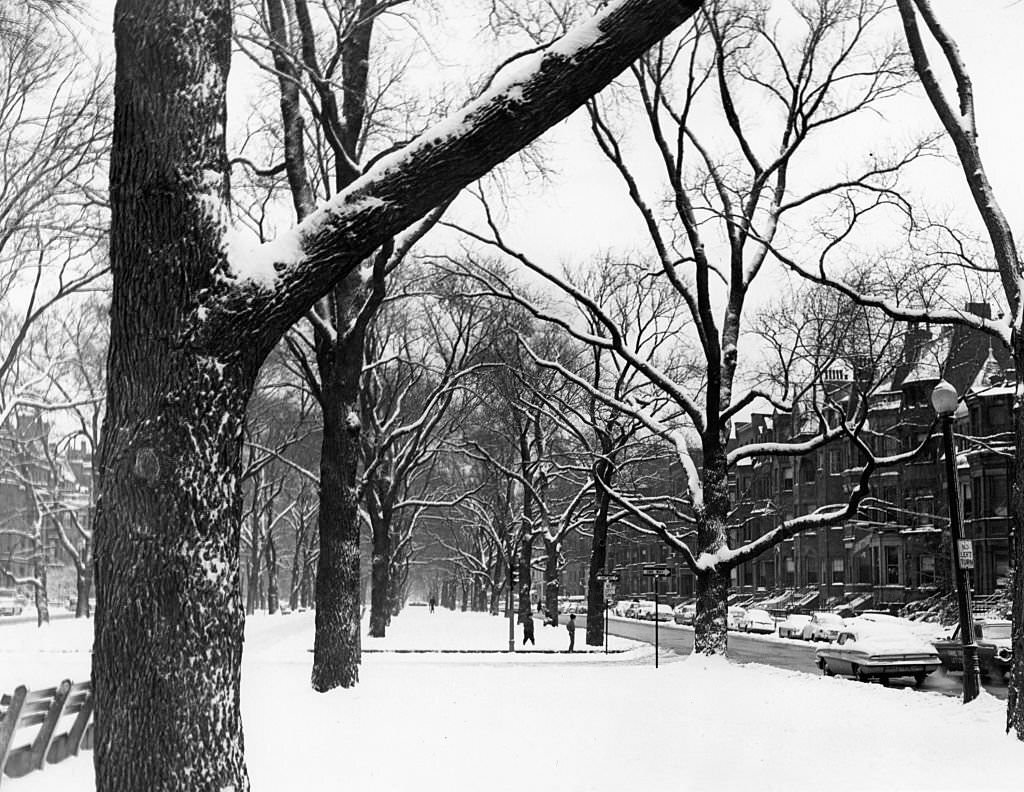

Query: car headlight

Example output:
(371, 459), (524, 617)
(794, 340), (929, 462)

(996, 648), (1013, 662)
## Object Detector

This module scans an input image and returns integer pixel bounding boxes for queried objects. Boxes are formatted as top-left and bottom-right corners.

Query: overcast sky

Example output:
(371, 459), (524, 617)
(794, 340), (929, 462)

(79, 1), (1023, 273)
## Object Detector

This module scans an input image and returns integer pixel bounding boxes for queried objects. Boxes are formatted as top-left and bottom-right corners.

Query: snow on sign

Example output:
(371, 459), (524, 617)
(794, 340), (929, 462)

(957, 540), (975, 569)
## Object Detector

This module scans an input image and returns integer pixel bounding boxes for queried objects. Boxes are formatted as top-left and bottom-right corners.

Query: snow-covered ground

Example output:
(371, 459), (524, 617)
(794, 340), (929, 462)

(4, 609), (1024, 791)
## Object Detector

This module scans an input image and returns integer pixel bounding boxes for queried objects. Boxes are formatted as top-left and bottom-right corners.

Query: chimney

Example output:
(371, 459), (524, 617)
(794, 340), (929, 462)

(964, 302), (991, 319)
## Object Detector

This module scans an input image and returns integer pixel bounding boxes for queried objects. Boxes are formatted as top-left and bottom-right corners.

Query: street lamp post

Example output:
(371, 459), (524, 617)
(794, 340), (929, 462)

(931, 380), (981, 703)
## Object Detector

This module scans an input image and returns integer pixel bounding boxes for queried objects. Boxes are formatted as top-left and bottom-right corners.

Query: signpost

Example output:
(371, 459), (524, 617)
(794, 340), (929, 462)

(642, 564), (672, 668)
(957, 540), (975, 570)
(595, 571), (621, 653)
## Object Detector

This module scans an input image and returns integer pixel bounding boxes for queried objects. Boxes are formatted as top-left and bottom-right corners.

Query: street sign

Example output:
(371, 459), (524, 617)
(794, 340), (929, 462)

(957, 540), (975, 570)
(595, 572), (621, 582)
(603, 581), (616, 600)
(641, 565), (672, 578)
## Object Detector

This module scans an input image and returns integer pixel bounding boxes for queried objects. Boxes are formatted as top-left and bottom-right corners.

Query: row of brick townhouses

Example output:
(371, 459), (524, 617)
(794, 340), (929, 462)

(0, 411), (92, 598)
(583, 304), (1015, 613)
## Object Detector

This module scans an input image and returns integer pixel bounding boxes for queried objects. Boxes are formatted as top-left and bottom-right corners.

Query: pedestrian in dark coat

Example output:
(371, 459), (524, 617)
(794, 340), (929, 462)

(523, 614), (535, 646)
(567, 613), (576, 652)
(428, 595), (436, 613)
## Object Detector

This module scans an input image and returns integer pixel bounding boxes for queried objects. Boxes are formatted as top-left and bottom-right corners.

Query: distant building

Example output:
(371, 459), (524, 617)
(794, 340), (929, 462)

(602, 303), (1014, 611)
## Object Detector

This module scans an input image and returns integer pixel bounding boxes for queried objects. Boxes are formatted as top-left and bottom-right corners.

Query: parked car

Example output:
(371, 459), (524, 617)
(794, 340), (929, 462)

(673, 601), (697, 625)
(777, 614), (812, 639)
(933, 619), (1013, 681)
(626, 600), (656, 619)
(737, 608), (775, 634)
(726, 606), (747, 631)
(615, 599), (638, 617)
(816, 620), (941, 685)
(642, 603), (674, 622)
(0, 588), (23, 616)
(801, 611), (846, 642)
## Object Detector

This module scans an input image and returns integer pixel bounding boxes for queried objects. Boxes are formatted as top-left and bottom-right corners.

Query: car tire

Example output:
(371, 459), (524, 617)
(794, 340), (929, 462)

(913, 672), (927, 687)
(822, 663), (835, 677)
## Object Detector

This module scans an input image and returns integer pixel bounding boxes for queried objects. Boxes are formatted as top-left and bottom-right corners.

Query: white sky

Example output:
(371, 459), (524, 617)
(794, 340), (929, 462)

(78, 1), (1024, 266)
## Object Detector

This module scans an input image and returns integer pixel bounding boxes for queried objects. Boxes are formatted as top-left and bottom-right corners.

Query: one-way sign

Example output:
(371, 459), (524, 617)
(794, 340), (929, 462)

(641, 565), (672, 578)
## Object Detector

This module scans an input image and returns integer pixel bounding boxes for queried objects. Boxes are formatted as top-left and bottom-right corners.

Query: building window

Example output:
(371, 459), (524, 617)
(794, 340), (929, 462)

(987, 473), (1009, 517)
(884, 545), (900, 585)
(962, 483), (973, 519)
(832, 558), (845, 584)
(805, 555), (818, 585)
(919, 555), (935, 586)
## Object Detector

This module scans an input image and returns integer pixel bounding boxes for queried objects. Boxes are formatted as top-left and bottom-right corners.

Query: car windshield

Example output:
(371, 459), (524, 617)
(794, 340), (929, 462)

(983, 623), (1011, 640)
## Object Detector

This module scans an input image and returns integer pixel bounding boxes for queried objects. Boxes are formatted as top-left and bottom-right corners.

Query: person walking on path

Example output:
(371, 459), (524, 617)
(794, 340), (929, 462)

(428, 595), (436, 613)
(522, 614), (535, 646)
(567, 613), (576, 652)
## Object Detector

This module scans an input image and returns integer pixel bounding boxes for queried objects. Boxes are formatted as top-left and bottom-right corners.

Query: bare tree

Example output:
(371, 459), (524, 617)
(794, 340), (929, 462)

(451, 0), (936, 654)
(94, 1), (702, 788)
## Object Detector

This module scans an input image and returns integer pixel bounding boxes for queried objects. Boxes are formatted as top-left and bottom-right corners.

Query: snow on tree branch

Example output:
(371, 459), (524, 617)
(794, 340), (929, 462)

(197, 0), (704, 356)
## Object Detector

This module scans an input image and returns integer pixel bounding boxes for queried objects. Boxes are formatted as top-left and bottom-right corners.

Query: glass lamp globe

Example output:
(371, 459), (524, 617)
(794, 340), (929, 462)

(930, 380), (958, 415)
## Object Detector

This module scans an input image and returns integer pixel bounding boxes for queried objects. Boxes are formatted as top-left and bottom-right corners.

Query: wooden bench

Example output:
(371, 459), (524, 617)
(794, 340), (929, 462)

(0, 679), (94, 786)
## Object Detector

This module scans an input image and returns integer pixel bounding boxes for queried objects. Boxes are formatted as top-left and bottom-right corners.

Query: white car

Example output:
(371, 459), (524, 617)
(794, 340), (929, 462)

(777, 614), (812, 639)
(801, 611), (847, 642)
(626, 600), (656, 619)
(816, 621), (941, 684)
(738, 608), (775, 634)
(726, 606), (747, 631)
(673, 602), (697, 625)
(0, 588), (23, 616)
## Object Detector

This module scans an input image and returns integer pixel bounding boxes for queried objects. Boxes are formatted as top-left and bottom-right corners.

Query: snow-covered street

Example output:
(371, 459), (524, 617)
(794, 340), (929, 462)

(5, 608), (1024, 791)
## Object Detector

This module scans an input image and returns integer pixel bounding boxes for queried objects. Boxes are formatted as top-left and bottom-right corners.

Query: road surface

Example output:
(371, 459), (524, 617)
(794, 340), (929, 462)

(566, 614), (1009, 700)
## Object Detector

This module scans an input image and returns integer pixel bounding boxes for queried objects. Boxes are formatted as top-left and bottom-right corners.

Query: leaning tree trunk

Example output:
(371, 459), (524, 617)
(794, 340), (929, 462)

(311, 328), (363, 690)
(586, 477), (612, 644)
(543, 538), (559, 626)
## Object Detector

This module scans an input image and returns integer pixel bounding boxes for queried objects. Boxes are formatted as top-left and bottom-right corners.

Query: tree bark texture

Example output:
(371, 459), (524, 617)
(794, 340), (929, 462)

(266, 536), (278, 615)
(518, 535), (534, 623)
(311, 317), (363, 689)
(586, 476), (612, 644)
(1006, 342), (1024, 736)
(543, 538), (559, 626)
(94, 3), (253, 790)
(693, 446), (730, 654)
(368, 514), (390, 637)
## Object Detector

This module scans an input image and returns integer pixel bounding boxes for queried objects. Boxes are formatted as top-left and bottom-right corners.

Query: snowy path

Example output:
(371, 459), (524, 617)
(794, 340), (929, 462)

(6, 609), (1024, 792)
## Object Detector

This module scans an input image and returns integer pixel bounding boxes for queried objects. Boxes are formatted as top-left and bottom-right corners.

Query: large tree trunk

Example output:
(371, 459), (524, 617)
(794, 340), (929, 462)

(586, 476), (612, 644)
(368, 516), (391, 637)
(311, 325), (363, 690)
(543, 538), (559, 627)
(93, 4), (253, 789)
(517, 535), (534, 625)
(34, 555), (49, 627)
(1007, 343), (1024, 736)
(245, 521), (260, 615)
(75, 558), (92, 619)
(693, 448), (730, 654)
(266, 536), (279, 615)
